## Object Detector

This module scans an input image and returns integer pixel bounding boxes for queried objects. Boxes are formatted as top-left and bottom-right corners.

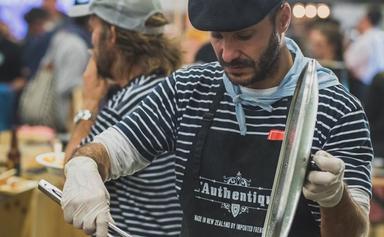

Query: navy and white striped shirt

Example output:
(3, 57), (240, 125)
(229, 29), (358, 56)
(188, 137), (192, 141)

(105, 62), (373, 227)
(82, 74), (182, 237)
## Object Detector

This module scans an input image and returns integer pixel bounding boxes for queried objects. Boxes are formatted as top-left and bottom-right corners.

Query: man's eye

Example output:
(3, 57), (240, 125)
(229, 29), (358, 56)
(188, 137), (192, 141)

(237, 34), (252, 40)
(211, 32), (223, 39)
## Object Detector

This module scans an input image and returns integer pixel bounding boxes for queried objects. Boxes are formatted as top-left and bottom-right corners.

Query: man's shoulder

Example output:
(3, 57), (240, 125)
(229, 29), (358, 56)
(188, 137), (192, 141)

(173, 61), (223, 80)
(319, 84), (364, 114)
(106, 74), (164, 110)
(169, 62), (224, 92)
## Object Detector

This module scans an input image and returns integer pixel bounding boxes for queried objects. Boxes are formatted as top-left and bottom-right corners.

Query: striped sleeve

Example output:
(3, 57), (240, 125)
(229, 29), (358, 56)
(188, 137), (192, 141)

(114, 75), (179, 161)
(322, 100), (373, 197)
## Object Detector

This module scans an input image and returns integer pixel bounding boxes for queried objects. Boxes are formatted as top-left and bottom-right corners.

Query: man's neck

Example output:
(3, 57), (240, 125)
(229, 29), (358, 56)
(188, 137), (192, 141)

(113, 63), (145, 88)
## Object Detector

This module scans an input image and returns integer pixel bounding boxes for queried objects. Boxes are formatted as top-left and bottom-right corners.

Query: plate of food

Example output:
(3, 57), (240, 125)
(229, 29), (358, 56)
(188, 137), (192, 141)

(35, 152), (65, 175)
(0, 176), (38, 195)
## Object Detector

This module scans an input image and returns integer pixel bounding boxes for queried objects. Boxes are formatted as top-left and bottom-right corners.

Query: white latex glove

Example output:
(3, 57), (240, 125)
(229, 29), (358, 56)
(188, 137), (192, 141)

(62, 156), (113, 236)
(303, 150), (345, 208)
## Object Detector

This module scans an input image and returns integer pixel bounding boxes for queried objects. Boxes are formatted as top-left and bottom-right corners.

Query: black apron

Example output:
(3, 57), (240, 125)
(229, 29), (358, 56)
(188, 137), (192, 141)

(180, 82), (320, 237)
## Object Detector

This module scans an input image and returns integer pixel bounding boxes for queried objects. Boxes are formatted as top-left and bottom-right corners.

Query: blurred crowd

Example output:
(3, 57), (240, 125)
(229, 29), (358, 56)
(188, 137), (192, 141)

(1, 1), (384, 157)
(0, 0), (91, 132)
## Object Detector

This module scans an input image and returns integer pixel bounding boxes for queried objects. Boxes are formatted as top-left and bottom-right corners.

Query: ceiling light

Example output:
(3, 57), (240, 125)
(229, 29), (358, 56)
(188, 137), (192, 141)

(317, 4), (331, 19)
(305, 4), (317, 18)
(293, 3), (306, 18)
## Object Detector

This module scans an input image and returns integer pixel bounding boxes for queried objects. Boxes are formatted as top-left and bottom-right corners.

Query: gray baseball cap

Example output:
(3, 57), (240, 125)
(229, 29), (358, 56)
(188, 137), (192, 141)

(68, 0), (165, 34)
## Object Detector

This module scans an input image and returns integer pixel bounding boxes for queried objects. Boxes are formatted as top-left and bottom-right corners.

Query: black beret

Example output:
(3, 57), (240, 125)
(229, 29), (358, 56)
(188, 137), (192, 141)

(188, 0), (283, 32)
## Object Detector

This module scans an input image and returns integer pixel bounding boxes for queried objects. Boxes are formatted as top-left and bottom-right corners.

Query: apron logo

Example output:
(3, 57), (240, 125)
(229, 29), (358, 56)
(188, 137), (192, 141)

(222, 172), (250, 217)
(228, 203), (242, 218)
(195, 172), (271, 218)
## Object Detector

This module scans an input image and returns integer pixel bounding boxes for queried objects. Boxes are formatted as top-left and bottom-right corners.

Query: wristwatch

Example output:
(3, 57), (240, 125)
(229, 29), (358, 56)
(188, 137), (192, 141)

(73, 109), (94, 124)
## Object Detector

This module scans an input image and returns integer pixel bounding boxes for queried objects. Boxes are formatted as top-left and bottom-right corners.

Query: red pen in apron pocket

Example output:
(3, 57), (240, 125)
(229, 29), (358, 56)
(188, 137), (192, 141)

(268, 129), (285, 141)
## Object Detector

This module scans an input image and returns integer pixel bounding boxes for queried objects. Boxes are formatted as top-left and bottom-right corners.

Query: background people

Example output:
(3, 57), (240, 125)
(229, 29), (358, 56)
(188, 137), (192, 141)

(0, 21), (26, 130)
(344, 6), (384, 103)
(19, 9), (91, 132)
(22, 7), (50, 79)
(306, 18), (350, 89)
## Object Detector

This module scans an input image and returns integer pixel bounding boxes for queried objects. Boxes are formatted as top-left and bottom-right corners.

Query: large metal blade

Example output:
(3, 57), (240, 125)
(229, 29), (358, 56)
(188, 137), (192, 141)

(262, 59), (319, 237)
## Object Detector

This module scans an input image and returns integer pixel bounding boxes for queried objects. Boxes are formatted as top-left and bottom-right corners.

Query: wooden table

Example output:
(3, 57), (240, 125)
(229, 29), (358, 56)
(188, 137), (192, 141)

(0, 130), (88, 237)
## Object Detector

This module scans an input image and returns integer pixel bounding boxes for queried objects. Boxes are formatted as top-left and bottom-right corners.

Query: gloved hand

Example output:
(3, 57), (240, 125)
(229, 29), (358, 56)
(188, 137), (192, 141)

(62, 156), (113, 236)
(303, 150), (345, 208)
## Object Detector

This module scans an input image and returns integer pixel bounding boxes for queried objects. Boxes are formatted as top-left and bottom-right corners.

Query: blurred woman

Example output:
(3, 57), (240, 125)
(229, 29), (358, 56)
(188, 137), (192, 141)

(306, 19), (349, 89)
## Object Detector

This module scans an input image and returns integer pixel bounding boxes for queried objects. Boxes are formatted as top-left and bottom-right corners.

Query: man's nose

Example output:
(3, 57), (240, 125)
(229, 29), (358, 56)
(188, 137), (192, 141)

(221, 40), (241, 64)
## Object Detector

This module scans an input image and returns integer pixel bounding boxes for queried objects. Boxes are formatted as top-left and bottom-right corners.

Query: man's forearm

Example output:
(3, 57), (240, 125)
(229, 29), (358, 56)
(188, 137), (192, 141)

(64, 120), (95, 162)
(65, 96), (100, 162)
(320, 186), (369, 237)
(73, 143), (111, 181)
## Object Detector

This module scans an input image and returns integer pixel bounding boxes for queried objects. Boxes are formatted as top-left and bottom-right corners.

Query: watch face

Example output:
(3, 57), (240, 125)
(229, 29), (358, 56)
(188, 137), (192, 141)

(74, 110), (93, 123)
(83, 110), (92, 120)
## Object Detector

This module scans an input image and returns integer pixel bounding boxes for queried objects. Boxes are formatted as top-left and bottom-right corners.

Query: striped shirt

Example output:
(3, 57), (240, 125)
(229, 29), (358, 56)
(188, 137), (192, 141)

(82, 74), (182, 237)
(100, 61), (373, 228)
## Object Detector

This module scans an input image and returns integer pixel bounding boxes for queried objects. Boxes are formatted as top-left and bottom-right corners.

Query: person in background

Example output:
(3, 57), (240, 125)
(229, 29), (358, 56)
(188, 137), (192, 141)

(42, 0), (66, 26)
(194, 42), (217, 63)
(344, 6), (384, 103)
(22, 7), (51, 79)
(30, 11), (91, 132)
(0, 21), (25, 92)
(306, 18), (349, 89)
(0, 21), (26, 129)
(23, 8), (50, 39)
(62, 1), (373, 236)
(64, 0), (182, 236)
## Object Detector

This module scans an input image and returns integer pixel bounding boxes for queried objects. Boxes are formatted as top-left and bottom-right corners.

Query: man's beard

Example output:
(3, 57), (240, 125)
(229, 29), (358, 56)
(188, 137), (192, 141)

(95, 41), (115, 79)
(219, 30), (281, 87)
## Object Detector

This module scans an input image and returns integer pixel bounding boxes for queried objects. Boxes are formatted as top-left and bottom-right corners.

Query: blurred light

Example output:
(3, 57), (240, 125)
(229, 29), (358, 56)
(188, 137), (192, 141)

(292, 3), (306, 18)
(317, 4), (331, 19)
(305, 4), (317, 18)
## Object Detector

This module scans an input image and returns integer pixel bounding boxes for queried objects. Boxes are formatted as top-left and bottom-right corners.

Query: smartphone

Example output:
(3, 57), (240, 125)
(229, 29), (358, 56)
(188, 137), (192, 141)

(38, 179), (132, 237)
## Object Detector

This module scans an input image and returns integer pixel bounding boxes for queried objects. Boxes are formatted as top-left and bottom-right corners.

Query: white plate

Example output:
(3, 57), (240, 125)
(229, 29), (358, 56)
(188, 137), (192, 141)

(35, 152), (65, 175)
(0, 176), (38, 195)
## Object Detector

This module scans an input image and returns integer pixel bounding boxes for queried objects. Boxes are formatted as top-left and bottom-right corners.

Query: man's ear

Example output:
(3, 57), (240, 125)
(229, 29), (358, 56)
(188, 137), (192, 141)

(109, 25), (117, 44)
(277, 3), (292, 34)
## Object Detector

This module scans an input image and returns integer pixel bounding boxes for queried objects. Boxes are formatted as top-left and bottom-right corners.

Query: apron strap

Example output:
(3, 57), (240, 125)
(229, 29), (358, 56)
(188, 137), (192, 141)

(181, 81), (225, 205)
(190, 82), (225, 182)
